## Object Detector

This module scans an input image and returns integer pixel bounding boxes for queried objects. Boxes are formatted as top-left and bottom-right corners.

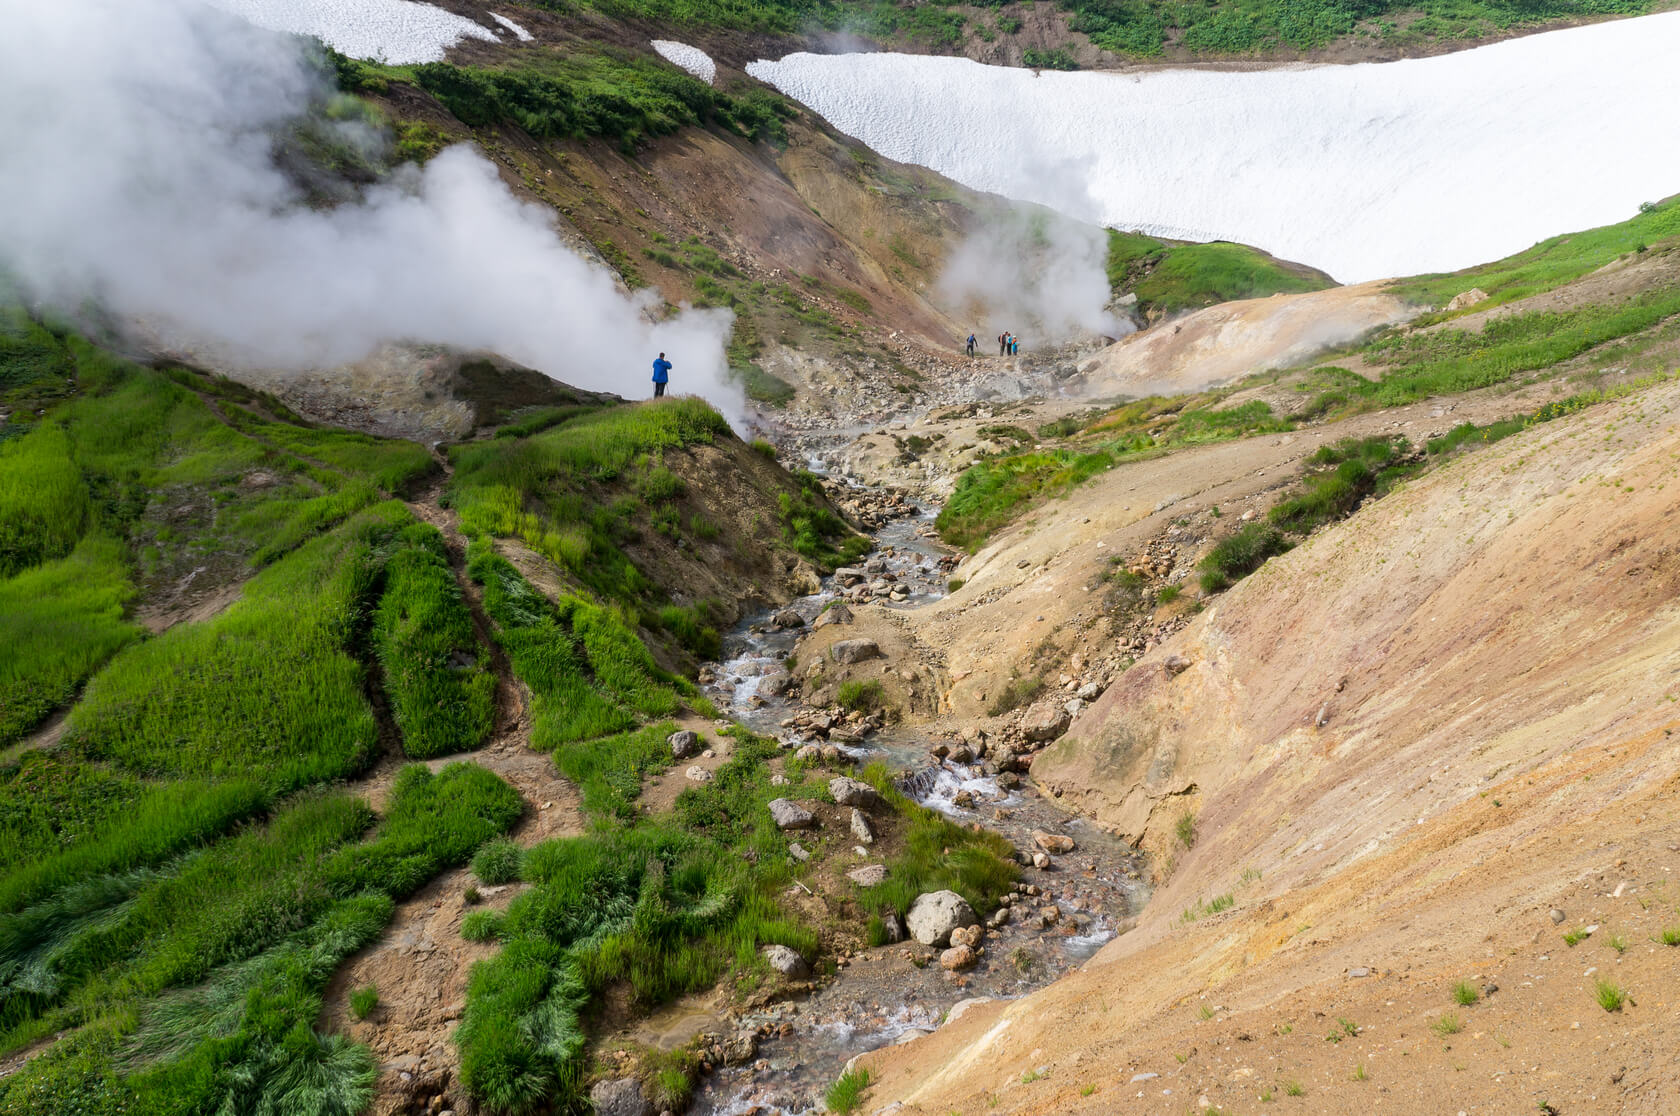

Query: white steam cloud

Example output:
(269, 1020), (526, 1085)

(937, 203), (1128, 351)
(0, 0), (741, 421)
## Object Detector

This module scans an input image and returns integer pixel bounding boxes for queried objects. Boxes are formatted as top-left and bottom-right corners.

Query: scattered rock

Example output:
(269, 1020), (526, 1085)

(668, 730), (699, 759)
(590, 1078), (652, 1116)
(1019, 702), (1071, 742)
(768, 799), (815, 830)
(1033, 831), (1076, 855)
(1549, 907), (1567, 924)
(949, 924), (984, 949)
(940, 944), (977, 971)
(1445, 287), (1489, 311)
(1347, 966), (1371, 979)
(829, 638), (882, 664)
(1075, 681), (1103, 701)
(829, 777), (880, 807)
(772, 609), (805, 629)
(685, 765), (713, 783)
(1032, 852), (1051, 869)
(1162, 653), (1191, 677)
(847, 865), (888, 886)
(907, 890), (978, 946)
(758, 672), (795, 698)
(788, 841), (811, 862)
(762, 945), (810, 978)
(850, 808), (875, 844)
(1129, 1072), (1159, 1083)
(813, 601), (855, 629)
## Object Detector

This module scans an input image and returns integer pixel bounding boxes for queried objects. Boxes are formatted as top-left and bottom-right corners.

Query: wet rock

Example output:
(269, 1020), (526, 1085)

(847, 865), (888, 886)
(590, 1077), (652, 1116)
(1019, 703), (1071, 742)
(1032, 852), (1051, 870)
(830, 778), (879, 808)
(951, 789), (975, 809)
(759, 673), (794, 698)
(851, 808), (875, 844)
(939, 944), (977, 971)
(768, 799), (815, 830)
(722, 1032), (757, 1066)
(947, 745), (973, 764)
(685, 765), (713, 783)
(949, 924), (984, 949)
(1033, 831), (1076, 855)
(772, 609), (805, 629)
(834, 567), (866, 586)
(1162, 653), (1192, 677)
(668, 730), (699, 760)
(813, 601), (854, 628)
(907, 890), (978, 946)
(762, 945), (810, 978)
(829, 639), (882, 664)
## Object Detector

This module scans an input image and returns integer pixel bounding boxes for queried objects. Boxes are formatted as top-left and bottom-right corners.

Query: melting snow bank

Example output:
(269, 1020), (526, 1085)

(652, 40), (717, 85)
(489, 12), (533, 42)
(204, 0), (497, 64)
(749, 12), (1680, 283)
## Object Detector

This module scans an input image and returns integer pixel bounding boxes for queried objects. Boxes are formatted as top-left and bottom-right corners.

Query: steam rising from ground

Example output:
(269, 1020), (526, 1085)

(0, 0), (741, 420)
(937, 204), (1127, 349)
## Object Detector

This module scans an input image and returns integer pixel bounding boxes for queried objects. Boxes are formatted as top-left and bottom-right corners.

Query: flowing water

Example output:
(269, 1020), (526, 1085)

(692, 499), (1149, 1115)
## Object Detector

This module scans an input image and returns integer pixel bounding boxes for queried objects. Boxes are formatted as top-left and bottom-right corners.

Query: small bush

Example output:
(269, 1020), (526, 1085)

(1595, 979), (1627, 1012)
(836, 678), (885, 713)
(1156, 584), (1182, 604)
(1659, 926), (1680, 946)
(1283, 1079), (1305, 1096)
(1199, 523), (1292, 592)
(349, 985), (379, 1020)
(1175, 810), (1197, 848)
(825, 1067), (872, 1114)
(461, 909), (502, 942)
(472, 838), (523, 885)
(1563, 927), (1589, 946)
(1431, 1012), (1462, 1036)
(1452, 981), (1480, 1006)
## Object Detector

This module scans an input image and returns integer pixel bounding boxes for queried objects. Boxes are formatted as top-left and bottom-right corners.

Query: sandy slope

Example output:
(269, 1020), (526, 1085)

(858, 375), (1680, 1115)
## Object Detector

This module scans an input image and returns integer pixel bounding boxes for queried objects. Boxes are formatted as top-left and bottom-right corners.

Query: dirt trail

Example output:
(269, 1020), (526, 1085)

(320, 477), (587, 1115)
(857, 372), (1680, 1116)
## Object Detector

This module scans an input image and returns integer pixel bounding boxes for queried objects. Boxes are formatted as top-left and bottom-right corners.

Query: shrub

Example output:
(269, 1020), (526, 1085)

(836, 679), (885, 713)
(473, 838), (524, 885)
(825, 1067), (872, 1114)
(1199, 523), (1291, 592)
(1452, 981), (1480, 1006)
(461, 909), (503, 942)
(349, 985), (379, 1020)
(1175, 811), (1197, 848)
(1595, 979), (1627, 1012)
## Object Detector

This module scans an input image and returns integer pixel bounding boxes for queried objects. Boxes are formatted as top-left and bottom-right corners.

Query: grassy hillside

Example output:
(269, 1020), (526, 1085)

(1106, 229), (1333, 317)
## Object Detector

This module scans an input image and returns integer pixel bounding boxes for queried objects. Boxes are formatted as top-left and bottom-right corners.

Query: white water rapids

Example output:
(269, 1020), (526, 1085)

(749, 13), (1680, 283)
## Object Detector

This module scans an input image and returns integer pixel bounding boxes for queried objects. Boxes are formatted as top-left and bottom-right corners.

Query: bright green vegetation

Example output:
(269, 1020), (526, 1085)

(1563, 926), (1590, 946)
(472, 839), (524, 886)
(826, 1066), (873, 1113)
(836, 679), (885, 713)
(985, 676), (1043, 717)
(451, 397), (768, 660)
(0, 762), (520, 1114)
(1658, 926), (1680, 946)
(1180, 892), (1235, 922)
(349, 985), (379, 1020)
(937, 397), (1289, 551)
(1431, 1012), (1463, 1036)
(1392, 196), (1680, 313)
(1200, 434), (1414, 591)
(1595, 979), (1628, 1011)
(1022, 47), (1079, 69)
(1107, 230), (1330, 315)
(551, 722), (679, 820)
(373, 523), (496, 759)
(1175, 810), (1197, 848)
(400, 52), (795, 151)
(1452, 981), (1480, 1006)
(455, 740), (1015, 1113)
(780, 470), (872, 569)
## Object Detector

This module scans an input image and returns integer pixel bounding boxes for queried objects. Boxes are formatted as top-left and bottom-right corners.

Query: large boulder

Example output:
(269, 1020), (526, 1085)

(829, 638), (882, 664)
(772, 609), (805, 629)
(758, 672), (795, 698)
(762, 944), (810, 978)
(906, 890), (978, 946)
(1033, 830), (1075, 855)
(1019, 702), (1071, 742)
(829, 776), (880, 808)
(813, 601), (855, 629)
(768, 798), (815, 830)
(940, 944), (977, 971)
(1445, 286), (1489, 312)
(589, 1078), (652, 1116)
(668, 730), (699, 759)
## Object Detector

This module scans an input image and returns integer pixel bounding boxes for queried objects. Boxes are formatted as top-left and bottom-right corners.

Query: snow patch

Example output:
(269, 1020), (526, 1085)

(652, 40), (717, 85)
(749, 12), (1680, 283)
(489, 12), (533, 42)
(205, 0), (497, 64)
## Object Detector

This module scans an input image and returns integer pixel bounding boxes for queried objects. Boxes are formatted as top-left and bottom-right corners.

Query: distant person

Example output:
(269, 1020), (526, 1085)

(966, 333), (976, 356)
(651, 352), (671, 398)
(1011, 336), (1020, 356)
(998, 332), (1007, 356)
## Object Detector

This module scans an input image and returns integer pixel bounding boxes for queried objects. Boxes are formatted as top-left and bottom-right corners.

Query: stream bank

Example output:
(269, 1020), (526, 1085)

(686, 486), (1149, 1116)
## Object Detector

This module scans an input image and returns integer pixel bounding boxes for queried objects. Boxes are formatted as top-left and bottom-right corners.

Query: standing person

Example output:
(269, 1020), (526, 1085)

(966, 333), (976, 357)
(998, 332), (1007, 356)
(651, 352), (671, 398)
(1011, 335), (1020, 356)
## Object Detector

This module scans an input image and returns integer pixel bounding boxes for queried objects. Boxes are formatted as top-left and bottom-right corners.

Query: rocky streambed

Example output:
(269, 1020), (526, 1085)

(686, 488), (1149, 1116)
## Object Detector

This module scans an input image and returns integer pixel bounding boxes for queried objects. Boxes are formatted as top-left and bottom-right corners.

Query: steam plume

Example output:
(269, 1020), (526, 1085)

(0, 0), (742, 420)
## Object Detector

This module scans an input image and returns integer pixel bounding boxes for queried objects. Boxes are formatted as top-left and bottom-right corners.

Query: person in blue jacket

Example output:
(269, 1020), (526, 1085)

(651, 352), (672, 398)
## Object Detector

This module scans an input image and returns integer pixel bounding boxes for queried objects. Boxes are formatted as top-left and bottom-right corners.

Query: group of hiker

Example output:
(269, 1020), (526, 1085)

(964, 331), (1021, 357)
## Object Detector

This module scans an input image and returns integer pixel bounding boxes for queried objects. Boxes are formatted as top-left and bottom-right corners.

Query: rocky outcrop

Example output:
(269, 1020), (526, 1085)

(768, 798), (815, 830)
(906, 890), (978, 946)
(829, 638), (882, 664)
(829, 776), (880, 807)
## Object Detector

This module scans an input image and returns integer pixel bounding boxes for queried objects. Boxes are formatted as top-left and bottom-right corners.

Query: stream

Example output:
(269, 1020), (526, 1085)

(688, 494), (1149, 1116)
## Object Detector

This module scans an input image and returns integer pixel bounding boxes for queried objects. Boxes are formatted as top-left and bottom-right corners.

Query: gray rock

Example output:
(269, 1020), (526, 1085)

(1019, 702), (1071, 742)
(813, 601), (854, 629)
(1075, 681), (1103, 701)
(906, 890), (978, 946)
(1064, 698), (1084, 718)
(850, 808), (875, 844)
(758, 672), (794, 698)
(1347, 966), (1371, 978)
(788, 841), (811, 862)
(1549, 907), (1567, 924)
(762, 944), (810, 978)
(668, 730), (699, 760)
(772, 609), (805, 629)
(590, 1078), (652, 1116)
(768, 798), (815, 830)
(880, 911), (906, 943)
(847, 864), (888, 886)
(1162, 653), (1192, 677)
(684, 765), (712, 782)
(829, 776), (880, 807)
(829, 638), (882, 664)
(1129, 1072), (1159, 1083)
(834, 567), (866, 586)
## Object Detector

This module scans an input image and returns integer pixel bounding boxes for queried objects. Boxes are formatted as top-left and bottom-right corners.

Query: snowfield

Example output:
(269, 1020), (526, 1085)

(204, 0), (498, 64)
(652, 40), (717, 85)
(749, 13), (1680, 283)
